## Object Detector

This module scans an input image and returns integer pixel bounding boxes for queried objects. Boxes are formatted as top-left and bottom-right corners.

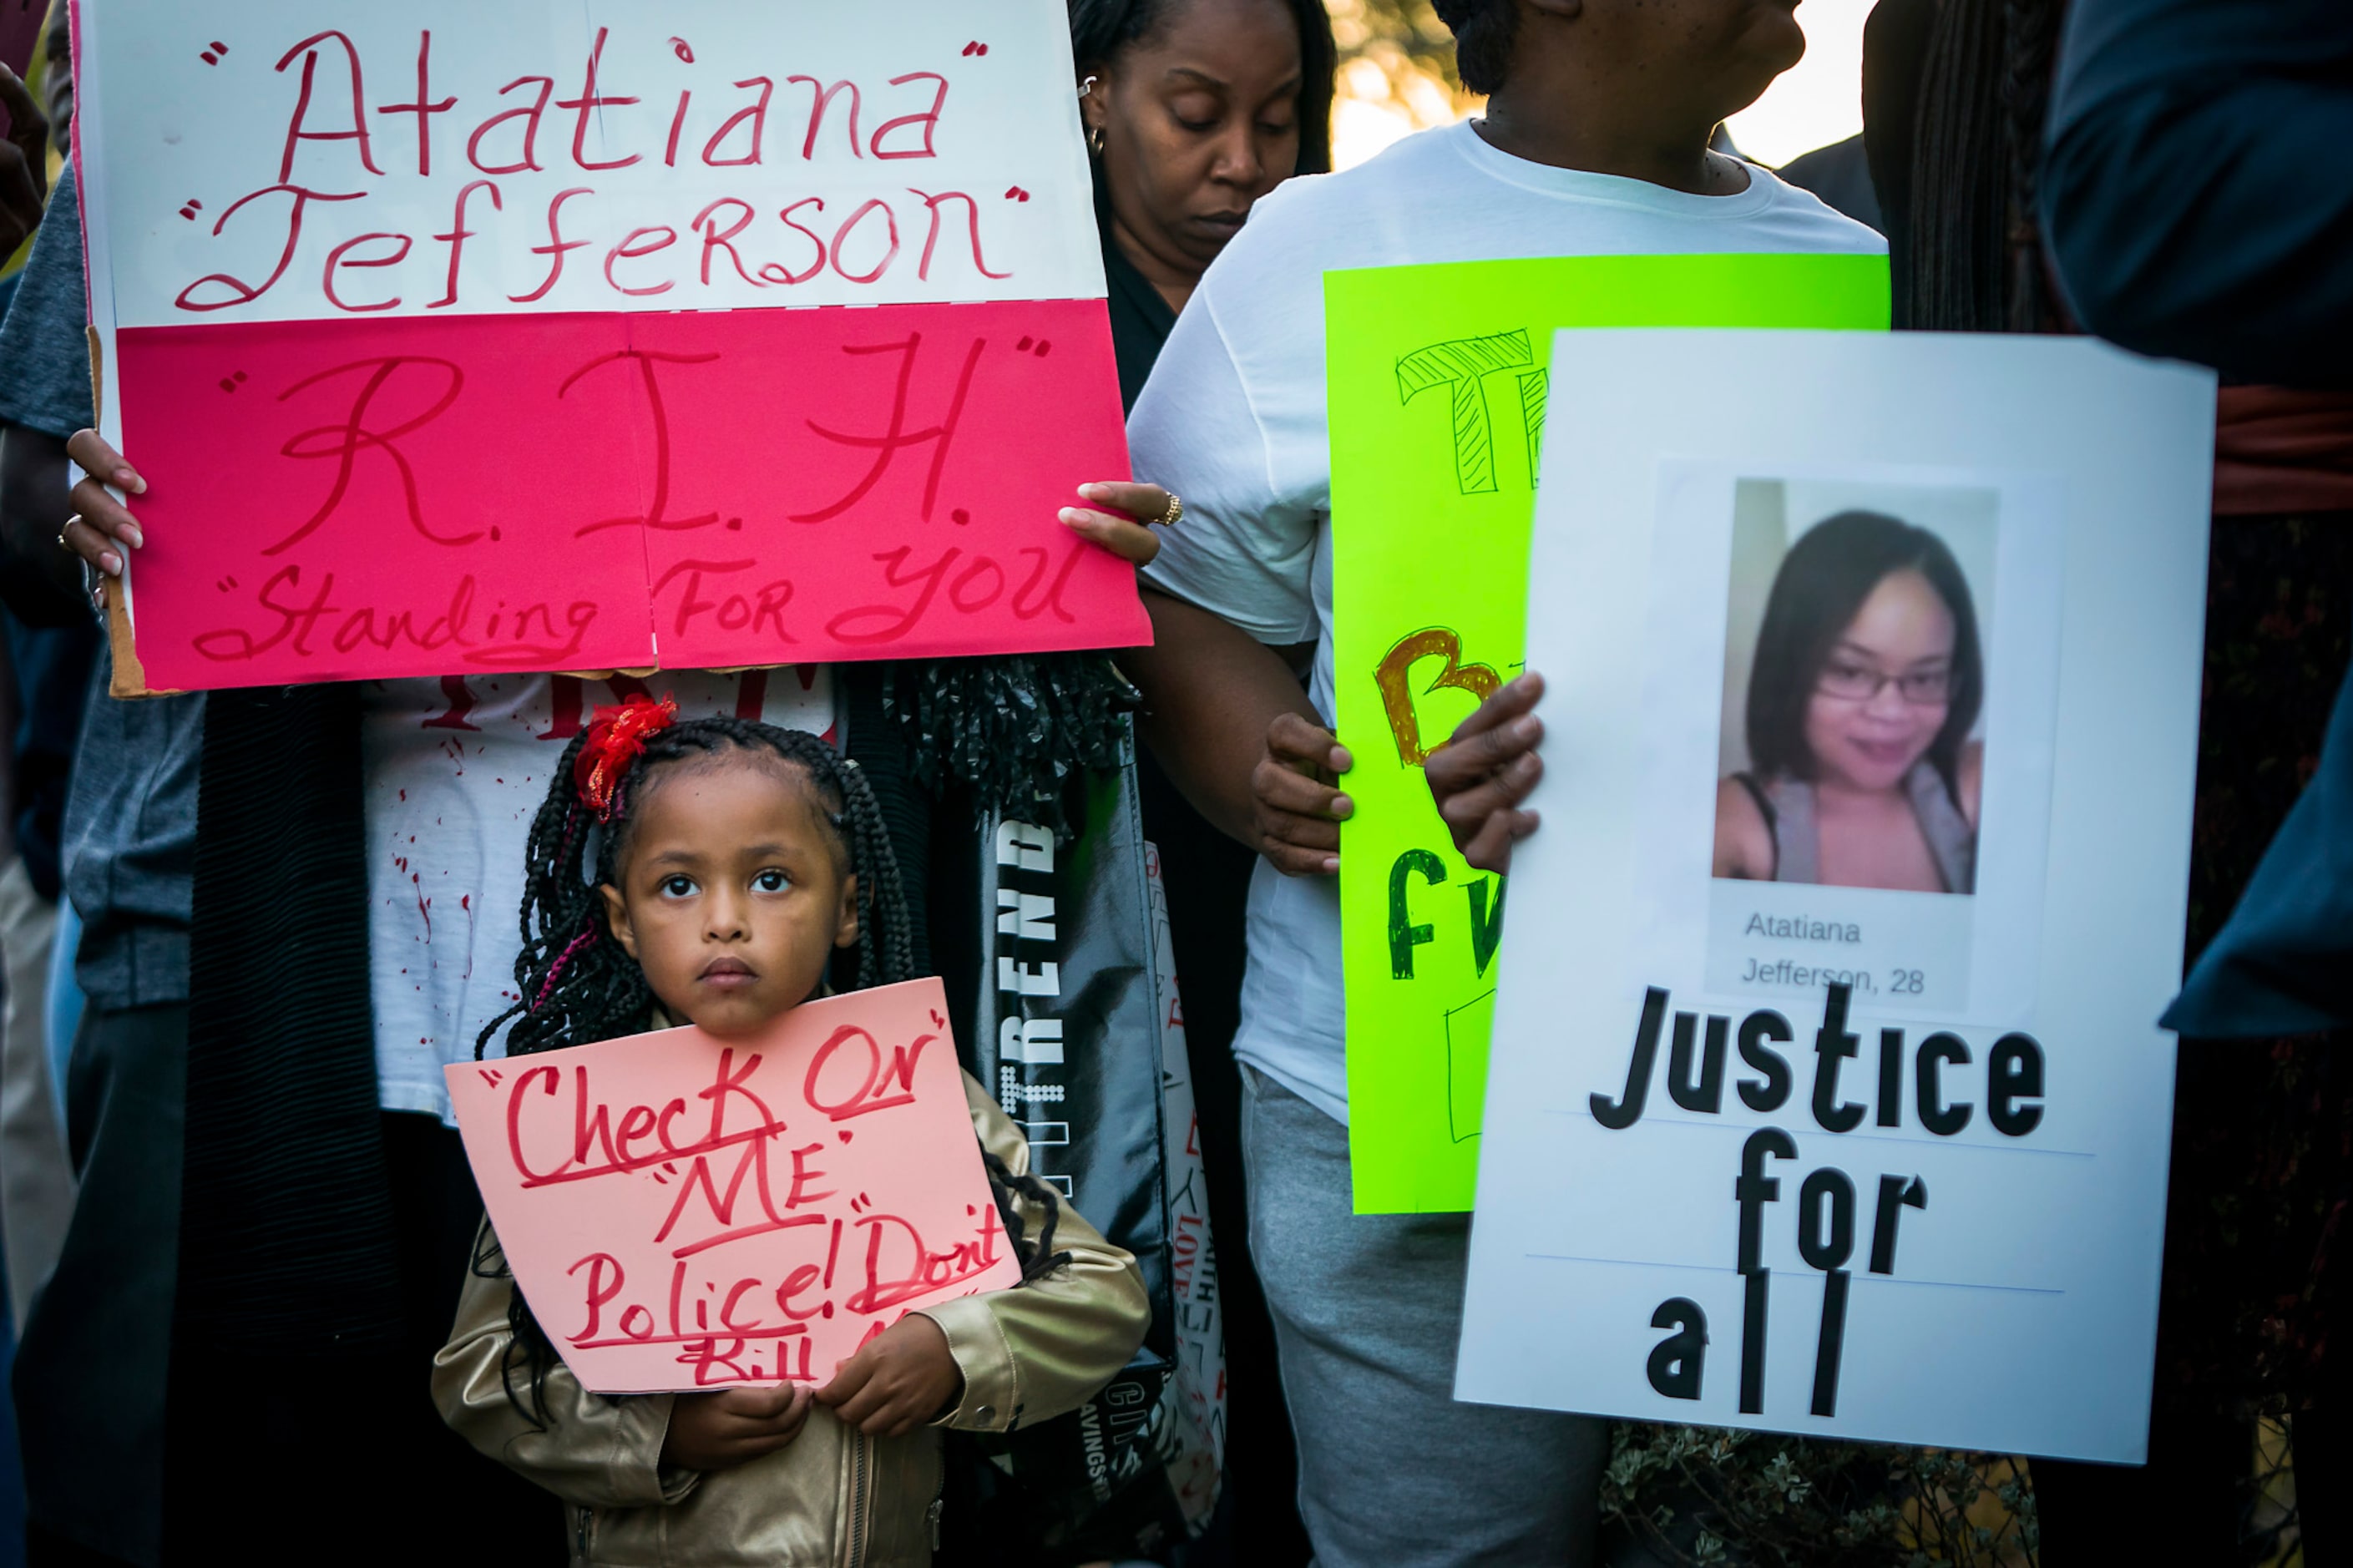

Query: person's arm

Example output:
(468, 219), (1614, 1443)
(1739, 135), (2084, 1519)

(908, 1075), (1153, 1434)
(1116, 249), (1347, 870)
(0, 171), (104, 614)
(432, 1230), (701, 1509)
(1123, 588), (1351, 876)
(2041, 0), (2353, 385)
(0, 423), (84, 625)
(56, 427), (145, 579)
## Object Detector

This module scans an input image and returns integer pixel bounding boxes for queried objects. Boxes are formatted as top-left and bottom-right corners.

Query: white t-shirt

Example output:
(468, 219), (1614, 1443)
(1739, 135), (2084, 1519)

(363, 669), (836, 1123)
(1132, 120), (1885, 1124)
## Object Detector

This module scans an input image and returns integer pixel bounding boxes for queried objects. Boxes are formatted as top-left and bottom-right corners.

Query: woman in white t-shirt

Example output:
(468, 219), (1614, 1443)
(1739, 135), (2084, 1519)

(1115, 0), (1885, 1562)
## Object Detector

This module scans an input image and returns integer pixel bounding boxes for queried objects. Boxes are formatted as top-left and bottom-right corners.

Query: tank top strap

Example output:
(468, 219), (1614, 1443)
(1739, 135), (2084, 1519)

(1751, 773), (1817, 885)
(1905, 763), (1977, 895)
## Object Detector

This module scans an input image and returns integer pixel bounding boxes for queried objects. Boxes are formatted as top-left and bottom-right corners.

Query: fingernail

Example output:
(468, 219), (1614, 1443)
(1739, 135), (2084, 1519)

(1078, 483), (1111, 500)
(119, 524), (145, 549)
(1510, 716), (1540, 741)
(1058, 507), (1082, 524)
(1321, 857), (1340, 873)
(118, 468), (145, 494)
(100, 551), (121, 576)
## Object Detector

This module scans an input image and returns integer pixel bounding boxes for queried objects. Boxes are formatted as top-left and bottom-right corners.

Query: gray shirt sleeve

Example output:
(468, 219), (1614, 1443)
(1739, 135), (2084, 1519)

(62, 644), (207, 1010)
(0, 171), (96, 439)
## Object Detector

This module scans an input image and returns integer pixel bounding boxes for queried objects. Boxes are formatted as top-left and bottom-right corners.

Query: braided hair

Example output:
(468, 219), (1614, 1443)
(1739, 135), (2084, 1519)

(1902, 0), (2071, 334)
(475, 706), (1070, 1421)
(476, 713), (917, 1061)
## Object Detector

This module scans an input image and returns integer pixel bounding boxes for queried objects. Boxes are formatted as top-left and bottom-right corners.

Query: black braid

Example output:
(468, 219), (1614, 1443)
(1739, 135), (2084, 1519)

(882, 653), (1137, 842)
(1999, 0), (2066, 334)
(984, 1151), (1075, 1282)
(471, 725), (647, 1065)
(474, 716), (920, 1063)
(1906, 0), (2069, 335)
(475, 709), (1067, 1420)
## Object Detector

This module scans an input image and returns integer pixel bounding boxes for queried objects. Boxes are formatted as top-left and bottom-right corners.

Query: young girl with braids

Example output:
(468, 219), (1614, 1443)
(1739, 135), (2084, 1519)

(432, 700), (1150, 1566)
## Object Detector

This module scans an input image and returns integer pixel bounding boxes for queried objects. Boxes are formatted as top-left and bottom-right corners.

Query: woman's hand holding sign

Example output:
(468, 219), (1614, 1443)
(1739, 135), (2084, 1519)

(1425, 672), (1547, 874)
(61, 427), (147, 580)
(1060, 479), (1182, 566)
(1254, 713), (1353, 877)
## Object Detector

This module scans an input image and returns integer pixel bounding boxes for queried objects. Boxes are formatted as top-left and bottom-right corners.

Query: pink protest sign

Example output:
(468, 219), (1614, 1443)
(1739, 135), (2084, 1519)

(443, 978), (1022, 1393)
(72, 1), (1147, 692)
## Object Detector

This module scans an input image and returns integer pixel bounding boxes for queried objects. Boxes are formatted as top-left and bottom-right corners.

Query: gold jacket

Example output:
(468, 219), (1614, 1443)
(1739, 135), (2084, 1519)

(433, 1071), (1151, 1567)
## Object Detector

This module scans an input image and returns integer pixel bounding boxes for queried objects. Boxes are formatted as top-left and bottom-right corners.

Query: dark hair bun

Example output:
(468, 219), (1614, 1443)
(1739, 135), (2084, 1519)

(1427, 0), (1515, 94)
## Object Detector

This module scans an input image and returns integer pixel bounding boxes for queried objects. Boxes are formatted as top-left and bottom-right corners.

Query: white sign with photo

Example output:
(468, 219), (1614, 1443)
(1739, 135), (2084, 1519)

(1672, 465), (2063, 1024)
(1455, 331), (2215, 1460)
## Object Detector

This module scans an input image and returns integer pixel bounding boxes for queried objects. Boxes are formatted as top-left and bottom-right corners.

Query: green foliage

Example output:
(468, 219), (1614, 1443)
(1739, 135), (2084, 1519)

(1602, 1424), (2038, 1568)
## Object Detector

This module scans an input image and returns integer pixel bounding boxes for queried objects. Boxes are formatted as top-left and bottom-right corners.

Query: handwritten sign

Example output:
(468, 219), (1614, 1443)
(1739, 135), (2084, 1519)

(1456, 331), (2214, 1459)
(443, 978), (1021, 1393)
(1324, 255), (1889, 1214)
(73, 1), (1147, 691)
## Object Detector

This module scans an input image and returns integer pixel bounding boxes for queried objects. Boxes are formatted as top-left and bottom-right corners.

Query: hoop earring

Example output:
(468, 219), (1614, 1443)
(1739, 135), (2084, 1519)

(1080, 75), (1104, 156)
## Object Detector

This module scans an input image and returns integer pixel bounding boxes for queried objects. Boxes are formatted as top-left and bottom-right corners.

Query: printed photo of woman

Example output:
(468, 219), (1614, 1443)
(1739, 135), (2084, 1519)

(1714, 506), (1988, 895)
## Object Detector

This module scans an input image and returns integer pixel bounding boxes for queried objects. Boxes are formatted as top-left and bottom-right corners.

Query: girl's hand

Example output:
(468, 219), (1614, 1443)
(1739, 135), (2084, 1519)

(1252, 712), (1352, 877)
(813, 1314), (963, 1439)
(1060, 481), (1180, 567)
(1424, 673), (1546, 873)
(61, 427), (149, 579)
(660, 1383), (813, 1473)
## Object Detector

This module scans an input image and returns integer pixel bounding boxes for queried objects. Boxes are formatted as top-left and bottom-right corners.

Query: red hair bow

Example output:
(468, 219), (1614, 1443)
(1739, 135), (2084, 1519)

(574, 696), (678, 822)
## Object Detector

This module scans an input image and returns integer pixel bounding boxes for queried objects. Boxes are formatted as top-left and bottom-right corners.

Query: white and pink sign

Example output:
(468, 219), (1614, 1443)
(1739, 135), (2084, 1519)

(73, 1), (1146, 690)
(445, 978), (1022, 1394)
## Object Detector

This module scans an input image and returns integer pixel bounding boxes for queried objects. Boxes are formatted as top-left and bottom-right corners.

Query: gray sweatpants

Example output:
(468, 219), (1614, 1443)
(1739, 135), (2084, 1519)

(1242, 1066), (1608, 1565)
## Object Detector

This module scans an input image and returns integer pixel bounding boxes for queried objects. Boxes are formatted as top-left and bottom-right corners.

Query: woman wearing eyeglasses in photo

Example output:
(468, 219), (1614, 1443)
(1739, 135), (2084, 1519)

(1715, 510), (1986, 895)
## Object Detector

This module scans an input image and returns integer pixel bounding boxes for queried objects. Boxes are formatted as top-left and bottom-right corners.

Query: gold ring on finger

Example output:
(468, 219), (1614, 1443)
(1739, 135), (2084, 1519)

(1159, 492), (1183, 528)
(57, 516), (79, 552)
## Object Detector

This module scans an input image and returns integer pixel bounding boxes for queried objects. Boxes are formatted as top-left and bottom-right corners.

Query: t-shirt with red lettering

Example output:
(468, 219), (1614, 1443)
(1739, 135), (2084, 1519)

(364, 669), (836, 1124)
(1131, 120), (1884, 1125)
